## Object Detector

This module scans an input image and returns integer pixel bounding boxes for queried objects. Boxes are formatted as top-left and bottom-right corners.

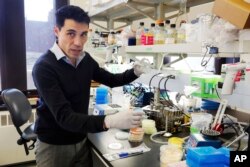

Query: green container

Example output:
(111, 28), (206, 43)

(191, 75), (221, 99)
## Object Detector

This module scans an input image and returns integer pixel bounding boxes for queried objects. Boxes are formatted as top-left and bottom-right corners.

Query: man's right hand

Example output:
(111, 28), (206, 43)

(104, 110), (144, 129)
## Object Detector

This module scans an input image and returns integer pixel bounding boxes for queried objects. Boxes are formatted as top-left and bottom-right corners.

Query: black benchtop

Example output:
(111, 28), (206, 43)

(88, 129), (189, 167)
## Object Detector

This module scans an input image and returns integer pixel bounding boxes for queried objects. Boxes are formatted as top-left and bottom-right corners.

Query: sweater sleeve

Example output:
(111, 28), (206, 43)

(32, 62), (107, 134)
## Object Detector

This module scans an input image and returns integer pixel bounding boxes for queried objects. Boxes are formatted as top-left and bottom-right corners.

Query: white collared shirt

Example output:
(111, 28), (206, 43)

(50, 42), (85, 68)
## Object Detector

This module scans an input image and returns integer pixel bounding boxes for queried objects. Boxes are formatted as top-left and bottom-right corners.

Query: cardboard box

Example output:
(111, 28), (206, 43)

(213, 0), (250, 29)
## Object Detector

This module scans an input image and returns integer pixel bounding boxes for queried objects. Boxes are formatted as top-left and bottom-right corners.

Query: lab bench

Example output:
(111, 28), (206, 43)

(88, 128), (189, 167)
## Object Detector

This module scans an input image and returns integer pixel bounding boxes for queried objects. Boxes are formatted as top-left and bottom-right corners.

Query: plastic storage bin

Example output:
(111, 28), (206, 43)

(186, 146), (229, 167)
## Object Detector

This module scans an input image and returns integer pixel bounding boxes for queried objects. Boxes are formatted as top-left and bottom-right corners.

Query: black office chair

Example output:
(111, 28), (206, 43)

(1, 88), (37, 155)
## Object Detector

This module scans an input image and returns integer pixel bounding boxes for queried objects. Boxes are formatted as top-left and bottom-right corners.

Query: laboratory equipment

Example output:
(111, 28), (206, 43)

(211, 99), (228, 132)
(191, 74), (221, 99)
(221, 63), (250, 95)
(187, 132), (222, 148)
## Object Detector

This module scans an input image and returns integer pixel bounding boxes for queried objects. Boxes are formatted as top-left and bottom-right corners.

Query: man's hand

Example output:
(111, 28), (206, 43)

(104, 110), (145, 129)
(133, 58), (151, 77)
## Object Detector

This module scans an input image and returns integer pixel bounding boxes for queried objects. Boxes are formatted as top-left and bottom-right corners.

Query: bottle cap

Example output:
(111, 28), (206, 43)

(165, 20), (170, 24)
(170, 24), (176, 28)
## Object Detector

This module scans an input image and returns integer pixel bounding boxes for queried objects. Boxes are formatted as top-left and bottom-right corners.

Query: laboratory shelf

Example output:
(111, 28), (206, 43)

(125, 40), (250, 110)
(89, 0), (214, 29)
(89, 0), (214, 20)
(125, 41), (250, 57)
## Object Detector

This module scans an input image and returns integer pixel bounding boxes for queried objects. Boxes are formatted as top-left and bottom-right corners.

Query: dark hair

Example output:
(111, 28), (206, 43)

(55, 5), (90, 29)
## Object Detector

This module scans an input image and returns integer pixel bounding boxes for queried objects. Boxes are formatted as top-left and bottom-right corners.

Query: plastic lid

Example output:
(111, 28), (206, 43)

(96, 87), (108, 93)
(155, 19), (164, 25)
(142, 119), (155, 127)
(165, 20), (170, 24)
(129, 128), (144, 134)
(115, 132), (129, 140)
(168, 137), (184, 148)
(140, 22), (144, 26)
(170, 24), (176, 28)
(159, 23), (164, 27)
(108, 142), (123, 150)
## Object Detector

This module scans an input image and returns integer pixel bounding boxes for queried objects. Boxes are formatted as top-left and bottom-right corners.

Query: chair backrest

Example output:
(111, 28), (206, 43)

(1, 88), (32, 128)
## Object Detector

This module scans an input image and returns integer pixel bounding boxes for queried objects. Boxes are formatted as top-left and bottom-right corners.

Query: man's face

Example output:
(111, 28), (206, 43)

(54, 19), (88, 60)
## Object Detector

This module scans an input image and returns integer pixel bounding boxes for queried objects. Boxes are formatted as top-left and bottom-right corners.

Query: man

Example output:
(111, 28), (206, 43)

(32, 5), (145, 167)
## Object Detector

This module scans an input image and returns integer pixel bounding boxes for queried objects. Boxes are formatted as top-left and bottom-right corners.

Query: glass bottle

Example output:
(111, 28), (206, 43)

(165, 19), (171, 33)
(148, 23), (156, 45)
(136, 22), (145, 45)
(154, 22), (165, 44)
(177, 20), (186, 43)
(165, 24), (177, 44)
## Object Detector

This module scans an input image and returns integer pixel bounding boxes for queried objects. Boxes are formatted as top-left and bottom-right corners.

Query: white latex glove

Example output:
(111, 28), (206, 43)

(133, 58), (151, 77)
(133, 61), (144, 77)
(104, 110), (145, 129)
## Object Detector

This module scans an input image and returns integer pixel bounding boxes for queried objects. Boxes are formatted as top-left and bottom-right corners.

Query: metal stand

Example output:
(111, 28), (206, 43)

(226, 125), (249, 151)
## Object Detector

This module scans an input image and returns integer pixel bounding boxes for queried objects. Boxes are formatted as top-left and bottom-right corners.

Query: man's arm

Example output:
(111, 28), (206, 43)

(93, 65), (138, 88)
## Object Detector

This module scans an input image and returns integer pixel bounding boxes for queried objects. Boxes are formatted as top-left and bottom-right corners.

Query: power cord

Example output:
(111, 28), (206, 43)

(150, 131), (169, 144)
(149, 73), (162, 93)
(215, 84), (221, 100)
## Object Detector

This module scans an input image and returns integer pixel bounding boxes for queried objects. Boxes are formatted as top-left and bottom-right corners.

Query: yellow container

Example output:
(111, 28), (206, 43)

(168, 137), (184, 149)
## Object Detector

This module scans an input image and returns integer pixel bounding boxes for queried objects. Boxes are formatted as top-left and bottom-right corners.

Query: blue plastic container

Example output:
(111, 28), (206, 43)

(218, 147), (230, 166)
(201, 99), (220, 111)
(186, 146), (228, 167)
(96, 87), (109, 104)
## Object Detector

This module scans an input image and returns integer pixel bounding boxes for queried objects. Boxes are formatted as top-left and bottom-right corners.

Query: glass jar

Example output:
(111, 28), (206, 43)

(128, 128), (144, 146)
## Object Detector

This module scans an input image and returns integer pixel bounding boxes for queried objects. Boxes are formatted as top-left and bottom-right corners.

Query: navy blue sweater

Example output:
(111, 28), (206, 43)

(32, 50), (137, 145)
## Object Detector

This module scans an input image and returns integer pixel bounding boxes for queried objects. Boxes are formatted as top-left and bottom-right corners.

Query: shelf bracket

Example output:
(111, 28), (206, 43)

(163, 53), (187, 67)
(91, 21), (109, 31)
(126, 3), (155, 20)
